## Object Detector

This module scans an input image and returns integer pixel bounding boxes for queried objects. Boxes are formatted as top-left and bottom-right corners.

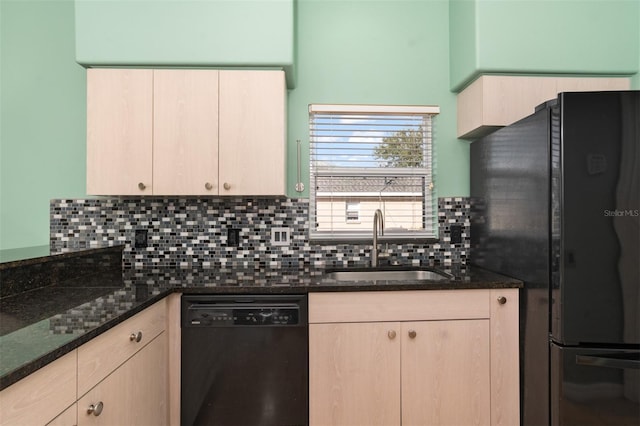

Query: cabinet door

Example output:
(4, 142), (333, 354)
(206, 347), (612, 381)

(153, 70), (219, 195)
(218, 70), (286, 196)
(77, 333), (167, 426)
(0, 350), (77, 426)
(490, 288), (520, 426)
(86, 69), (153, 195)
(401, 320), (490, 426)
(309, 322), (401, 426)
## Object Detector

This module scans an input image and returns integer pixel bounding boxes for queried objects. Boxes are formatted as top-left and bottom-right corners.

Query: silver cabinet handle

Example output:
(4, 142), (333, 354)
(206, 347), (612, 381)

(87, 401), (103, 416)
(408, 330), (417, 339)
(129, 331), (142, 343)
(205, 182), (213, 190)
(138, 182), (146, 190)
(223, 182), (231, 190)
(388, 330), (396, 340)
(497, 296), (507, 305)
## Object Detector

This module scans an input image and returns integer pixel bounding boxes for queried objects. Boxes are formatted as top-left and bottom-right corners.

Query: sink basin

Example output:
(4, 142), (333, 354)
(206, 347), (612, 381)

(324, 269), (452, 282)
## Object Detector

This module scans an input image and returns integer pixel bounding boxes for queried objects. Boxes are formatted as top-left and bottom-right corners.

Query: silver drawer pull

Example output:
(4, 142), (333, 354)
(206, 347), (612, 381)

(87, 401), (104, 416)
(129, 331), (142, 343)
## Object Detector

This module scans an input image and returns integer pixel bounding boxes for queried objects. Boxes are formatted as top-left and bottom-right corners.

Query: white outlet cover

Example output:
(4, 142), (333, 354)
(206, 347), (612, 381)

(271, 227), (290, 246)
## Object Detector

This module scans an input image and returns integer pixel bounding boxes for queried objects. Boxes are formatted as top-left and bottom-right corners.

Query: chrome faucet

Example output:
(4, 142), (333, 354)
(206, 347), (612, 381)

(372, 209), (384, 267)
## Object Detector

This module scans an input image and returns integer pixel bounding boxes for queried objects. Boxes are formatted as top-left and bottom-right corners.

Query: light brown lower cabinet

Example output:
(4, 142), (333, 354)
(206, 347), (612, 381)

(0, 299), (171, 426)
(77, 299), (167, 397)
(77, 333), (168, 426)
(310, 321), (402, 425)
(47, 403), (77, 426)
(0, 351), (77, 426)
(309, 289), (519, 426)
(401, 320), (490, 425)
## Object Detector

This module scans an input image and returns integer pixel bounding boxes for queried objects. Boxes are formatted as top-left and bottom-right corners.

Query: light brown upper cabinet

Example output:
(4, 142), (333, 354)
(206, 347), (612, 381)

(86, 69), (153, 195)
(218, 71), (286, 196)
(86, 69), (286, 196)
(457, 75), (630, 140)
(153, 70), (219, 195)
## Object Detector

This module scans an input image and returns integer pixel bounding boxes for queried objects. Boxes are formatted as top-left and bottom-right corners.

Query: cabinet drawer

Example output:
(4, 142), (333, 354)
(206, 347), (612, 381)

(309, 290), (491, 323)
(77, 299), (166, 396)
(0, 350), (77, 426)
(77, 333), (168, 426)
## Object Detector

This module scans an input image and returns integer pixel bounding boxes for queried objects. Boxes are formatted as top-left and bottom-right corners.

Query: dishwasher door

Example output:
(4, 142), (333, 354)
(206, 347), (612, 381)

(181, 294), (308, 426)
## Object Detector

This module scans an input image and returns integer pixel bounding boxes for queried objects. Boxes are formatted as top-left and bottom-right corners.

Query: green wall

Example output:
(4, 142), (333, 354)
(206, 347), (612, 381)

(75, 0), (296, 87)
(449, 0), (477, 91)
(2, 0), (639, 251)
(450, 0), (640, 91)
(288, 0), (466, 199)
(0, 0), (87, 250)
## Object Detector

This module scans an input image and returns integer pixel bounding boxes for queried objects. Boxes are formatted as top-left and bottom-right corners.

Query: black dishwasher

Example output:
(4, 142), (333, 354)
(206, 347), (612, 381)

(181, 294), (308, 426)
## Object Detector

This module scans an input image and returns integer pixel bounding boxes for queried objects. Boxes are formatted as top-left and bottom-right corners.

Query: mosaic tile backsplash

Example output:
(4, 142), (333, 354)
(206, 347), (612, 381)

(50, 197), (470, 269)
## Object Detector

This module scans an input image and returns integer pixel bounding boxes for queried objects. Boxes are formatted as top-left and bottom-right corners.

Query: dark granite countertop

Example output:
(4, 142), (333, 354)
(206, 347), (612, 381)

(0, 243), (121, 269)
(0, 260), (521, 391)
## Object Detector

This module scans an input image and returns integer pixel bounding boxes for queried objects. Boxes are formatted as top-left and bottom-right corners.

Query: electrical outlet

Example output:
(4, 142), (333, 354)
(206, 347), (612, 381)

(450, 224), (462, 244)
(271, 227), (290, 246)
(227, 228), (240, 247)
(134, 229), (148, 249)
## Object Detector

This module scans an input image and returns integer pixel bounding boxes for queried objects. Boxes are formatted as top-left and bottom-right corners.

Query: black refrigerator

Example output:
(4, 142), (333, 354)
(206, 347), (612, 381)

(471, 91), (639, 426)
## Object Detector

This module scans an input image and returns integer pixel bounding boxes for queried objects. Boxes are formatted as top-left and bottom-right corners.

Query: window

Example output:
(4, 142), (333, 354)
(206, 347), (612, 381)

(309, 104), (439, 241)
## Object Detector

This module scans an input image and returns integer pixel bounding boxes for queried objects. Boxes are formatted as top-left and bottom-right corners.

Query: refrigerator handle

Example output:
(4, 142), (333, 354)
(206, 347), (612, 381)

(576, 354), (640, 370)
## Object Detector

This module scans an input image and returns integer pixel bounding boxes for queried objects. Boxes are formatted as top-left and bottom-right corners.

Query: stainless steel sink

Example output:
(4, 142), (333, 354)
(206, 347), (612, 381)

(324, 269), (452, 281)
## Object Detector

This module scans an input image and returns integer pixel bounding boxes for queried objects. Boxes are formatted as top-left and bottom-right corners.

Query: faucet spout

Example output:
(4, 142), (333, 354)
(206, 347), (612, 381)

(372, 209), (384, 267)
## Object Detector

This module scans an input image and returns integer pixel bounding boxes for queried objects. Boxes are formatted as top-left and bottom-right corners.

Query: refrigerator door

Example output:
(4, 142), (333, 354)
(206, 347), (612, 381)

(552, 91), (640, 346)
(551, 343), (640, 426)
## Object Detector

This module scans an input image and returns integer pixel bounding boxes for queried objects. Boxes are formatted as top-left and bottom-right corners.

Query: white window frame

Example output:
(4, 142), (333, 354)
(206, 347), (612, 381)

(309, 104), (439, 241)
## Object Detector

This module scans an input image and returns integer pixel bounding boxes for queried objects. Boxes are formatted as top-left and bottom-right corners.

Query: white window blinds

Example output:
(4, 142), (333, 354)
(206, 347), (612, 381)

(309, 104), (439, 240)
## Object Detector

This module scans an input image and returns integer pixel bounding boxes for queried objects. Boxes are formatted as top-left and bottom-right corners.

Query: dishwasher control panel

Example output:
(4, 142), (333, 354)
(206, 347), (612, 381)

(182, 294), (307, 328)
(186, 304), (300, 326)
